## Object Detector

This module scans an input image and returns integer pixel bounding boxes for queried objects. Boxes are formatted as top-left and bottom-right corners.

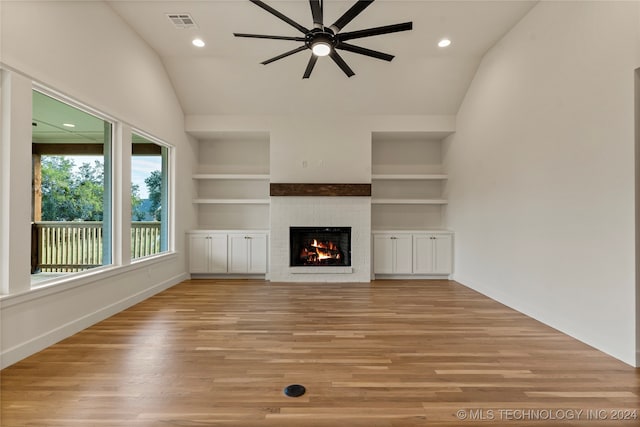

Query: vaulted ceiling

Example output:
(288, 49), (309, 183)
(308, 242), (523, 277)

(108, 1), (537, 116)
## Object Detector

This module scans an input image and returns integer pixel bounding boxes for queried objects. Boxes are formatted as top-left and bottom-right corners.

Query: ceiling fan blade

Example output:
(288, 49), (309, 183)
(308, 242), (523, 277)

(329, 0), (374, 33)
(303, 54), (318, 79)
(261, 45), (308, 65)
(336, 42), (394, 61)
(329, 50), (355, 77)
(234, 33), (306, 42)
(337, 22), (413, 42)
(249, 0), (309, 34)
(310, 0), (323, 28)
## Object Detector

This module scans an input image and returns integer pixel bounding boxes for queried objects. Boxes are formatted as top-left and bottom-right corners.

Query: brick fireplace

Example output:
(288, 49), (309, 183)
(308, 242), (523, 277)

(269, 184), (371, 282)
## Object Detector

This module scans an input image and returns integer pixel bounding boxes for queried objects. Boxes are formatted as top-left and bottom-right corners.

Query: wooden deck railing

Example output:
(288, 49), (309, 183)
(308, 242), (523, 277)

(131, 222), (162, 260)
(31, 221), (161, 273)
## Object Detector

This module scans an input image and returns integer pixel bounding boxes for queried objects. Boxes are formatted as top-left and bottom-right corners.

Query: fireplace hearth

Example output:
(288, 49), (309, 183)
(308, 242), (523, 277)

(290, 227), (351, 267)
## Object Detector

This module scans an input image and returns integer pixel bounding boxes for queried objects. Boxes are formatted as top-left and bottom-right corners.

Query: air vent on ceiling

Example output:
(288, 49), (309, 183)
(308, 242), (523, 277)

(166, 13), (198, 29)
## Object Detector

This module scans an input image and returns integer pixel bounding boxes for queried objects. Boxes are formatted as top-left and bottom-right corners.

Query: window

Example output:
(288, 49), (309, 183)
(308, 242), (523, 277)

(131, 132), (169, 260)
(31, 90), (113, 284)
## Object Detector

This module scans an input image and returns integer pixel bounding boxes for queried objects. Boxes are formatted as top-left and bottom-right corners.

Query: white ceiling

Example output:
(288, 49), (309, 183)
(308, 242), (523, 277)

(108, 0), (537, 116)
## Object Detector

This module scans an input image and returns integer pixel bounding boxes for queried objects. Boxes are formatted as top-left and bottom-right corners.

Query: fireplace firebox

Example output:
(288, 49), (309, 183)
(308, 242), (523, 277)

(290, 227), (351, 267)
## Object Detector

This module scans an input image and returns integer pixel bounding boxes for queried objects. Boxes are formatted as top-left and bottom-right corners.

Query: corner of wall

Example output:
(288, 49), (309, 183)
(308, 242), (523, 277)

(635, 67), (640, 368)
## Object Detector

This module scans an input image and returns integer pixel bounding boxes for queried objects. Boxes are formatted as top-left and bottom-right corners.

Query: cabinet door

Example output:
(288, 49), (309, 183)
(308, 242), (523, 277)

(374, 234), (412, 274)
(432, 234), (452, 274)
(373, 235), (395, 274)
(209, 234), (228, 273)
(227, 233), (267, 273)
(188, 234), (210, 273)
(413, 234), (453, 274)
(393, 235), (413, 274)
(413, 234), (435, 274)
(246, 234), (267, 273)
(227, 234), (249, 273)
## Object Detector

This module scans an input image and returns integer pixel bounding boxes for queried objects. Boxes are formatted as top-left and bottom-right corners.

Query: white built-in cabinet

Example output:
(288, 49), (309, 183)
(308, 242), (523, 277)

(189, 133), (270, 276)
(227, 233), (268, 274)
(188, 231), (268, 275)
(412, 232), (453, 275)
(373, 231), (453, 278)
(371, 132), (454, 278)
(373, 233), (413, 274)
(188, 232), (228, 274)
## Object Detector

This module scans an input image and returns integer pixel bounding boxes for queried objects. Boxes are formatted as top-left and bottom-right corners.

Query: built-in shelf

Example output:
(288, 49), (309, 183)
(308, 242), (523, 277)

(371, 199), (448, 205)
(371, 174), (448, 180)
(192, 174), (270, 180)
(371, 133), (449, 230)
(193, 199), (271, 205)
(193, 136), (271, 230)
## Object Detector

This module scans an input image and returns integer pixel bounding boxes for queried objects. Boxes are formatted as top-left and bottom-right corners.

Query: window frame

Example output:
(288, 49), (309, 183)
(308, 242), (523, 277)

(130, 128), (175, 261)
(31, 86), (116, 282)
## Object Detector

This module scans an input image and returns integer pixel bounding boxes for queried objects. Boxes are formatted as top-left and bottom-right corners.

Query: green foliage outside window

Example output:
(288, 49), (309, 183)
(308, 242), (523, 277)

(40, 156), (160, 222)
(41, 156), (103, 221)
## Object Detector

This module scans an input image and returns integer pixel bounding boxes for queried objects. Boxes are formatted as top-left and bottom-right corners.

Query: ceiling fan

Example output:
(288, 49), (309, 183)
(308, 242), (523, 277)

(234, 0), (413, 78)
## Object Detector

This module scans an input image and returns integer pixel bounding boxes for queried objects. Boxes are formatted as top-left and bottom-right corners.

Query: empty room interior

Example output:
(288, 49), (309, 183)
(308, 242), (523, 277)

(1, 0), (639, 425)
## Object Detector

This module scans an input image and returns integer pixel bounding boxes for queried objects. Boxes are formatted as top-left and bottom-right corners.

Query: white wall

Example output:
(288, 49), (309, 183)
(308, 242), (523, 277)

(0, 1), (195, 368)
(445, 1), (640, 366)
(1, 1), (186, 145)
(270, 116), (372, 183)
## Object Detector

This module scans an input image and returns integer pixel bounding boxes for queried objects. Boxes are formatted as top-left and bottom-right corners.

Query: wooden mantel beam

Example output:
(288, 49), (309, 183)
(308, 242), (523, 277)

(270, 183), (371, 197)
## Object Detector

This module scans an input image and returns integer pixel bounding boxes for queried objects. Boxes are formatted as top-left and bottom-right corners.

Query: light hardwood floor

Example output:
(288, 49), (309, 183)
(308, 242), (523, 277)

(1, 279), (638, 426)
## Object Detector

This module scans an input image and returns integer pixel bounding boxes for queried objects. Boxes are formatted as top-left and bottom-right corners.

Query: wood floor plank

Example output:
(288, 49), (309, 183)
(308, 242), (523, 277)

(1, 279), (638, 426)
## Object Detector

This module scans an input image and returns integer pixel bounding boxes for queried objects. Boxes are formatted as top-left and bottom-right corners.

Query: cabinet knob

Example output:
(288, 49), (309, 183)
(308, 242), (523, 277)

(245, 236), (251, 239)
(390, 236), (397, 240)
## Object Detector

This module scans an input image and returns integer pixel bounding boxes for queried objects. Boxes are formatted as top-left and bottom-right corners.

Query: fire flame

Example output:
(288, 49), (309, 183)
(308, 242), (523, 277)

(300, 239), (341, 264)
(311, 239), (338, 251)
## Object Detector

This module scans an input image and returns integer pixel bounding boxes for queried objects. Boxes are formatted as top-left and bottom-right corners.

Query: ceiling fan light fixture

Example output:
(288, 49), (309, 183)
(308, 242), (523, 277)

(234, 0), (413, 78)
(312, 41), (331, 56)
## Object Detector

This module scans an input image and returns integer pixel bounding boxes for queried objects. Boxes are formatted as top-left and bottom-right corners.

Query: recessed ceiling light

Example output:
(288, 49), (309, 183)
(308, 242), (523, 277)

(438, 38), (451, 48)
(63, 123), (75, 128)
(192, 38), (205, 47)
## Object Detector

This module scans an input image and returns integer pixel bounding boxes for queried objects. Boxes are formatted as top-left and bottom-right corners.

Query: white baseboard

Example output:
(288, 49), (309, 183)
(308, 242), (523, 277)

(1, 273), (188, 369)
(190, 273), (267, 280)
(372, 274), (450, 280)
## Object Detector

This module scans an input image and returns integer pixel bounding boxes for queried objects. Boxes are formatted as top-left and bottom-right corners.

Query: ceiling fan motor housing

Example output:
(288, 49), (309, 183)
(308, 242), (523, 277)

(305, 28), (335, 51)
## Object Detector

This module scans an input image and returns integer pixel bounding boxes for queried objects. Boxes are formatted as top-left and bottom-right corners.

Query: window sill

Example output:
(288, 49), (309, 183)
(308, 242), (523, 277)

(0, 252), (178, 308)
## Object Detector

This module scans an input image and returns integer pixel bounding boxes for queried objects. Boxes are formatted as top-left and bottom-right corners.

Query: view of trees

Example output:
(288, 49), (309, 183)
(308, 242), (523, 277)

(145, 170), (162, 221)
(40, 156), (160, 221)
